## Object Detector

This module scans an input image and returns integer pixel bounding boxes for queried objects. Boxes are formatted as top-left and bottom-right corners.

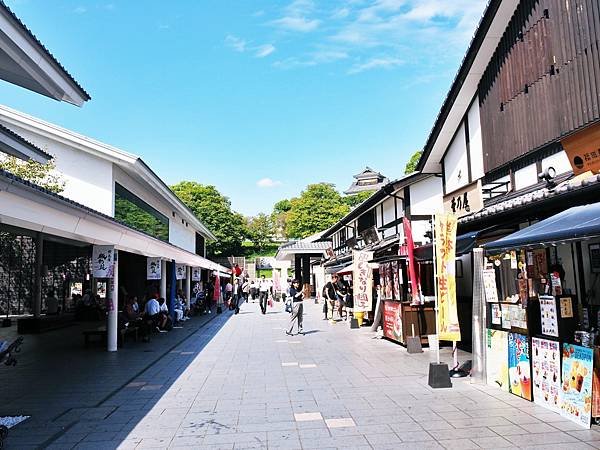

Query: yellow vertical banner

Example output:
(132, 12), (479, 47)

(435, 213), (461, 342)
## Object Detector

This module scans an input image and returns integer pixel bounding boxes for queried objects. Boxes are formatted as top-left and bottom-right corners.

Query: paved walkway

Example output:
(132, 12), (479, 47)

(4, 300), (600, 449)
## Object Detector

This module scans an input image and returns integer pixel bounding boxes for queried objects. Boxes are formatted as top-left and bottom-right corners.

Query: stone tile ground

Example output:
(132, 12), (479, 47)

(3, 299), (600, 449)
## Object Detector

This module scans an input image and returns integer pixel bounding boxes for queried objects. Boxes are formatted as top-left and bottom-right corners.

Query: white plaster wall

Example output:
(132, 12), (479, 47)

(0, 121), (114, 216)
(443, 124), (469, 194)
(543, 151), (571, 175)
(409, 176), (443, 216)
(514, 164), (538, 191)
(381, 197), (396, 239)
(468, 99), (485, 181)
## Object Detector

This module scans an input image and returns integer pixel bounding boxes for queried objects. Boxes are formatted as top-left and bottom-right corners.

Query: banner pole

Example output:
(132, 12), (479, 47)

(432, 214), (440, 365)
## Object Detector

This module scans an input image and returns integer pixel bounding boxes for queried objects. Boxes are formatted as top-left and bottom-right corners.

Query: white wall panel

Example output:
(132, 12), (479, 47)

(409, 176), (443, 215)
(443, 124), (469, 194)
(467, 99), (485, 181)
(542, 151), (571, 175)
(514, 164), (537, 191)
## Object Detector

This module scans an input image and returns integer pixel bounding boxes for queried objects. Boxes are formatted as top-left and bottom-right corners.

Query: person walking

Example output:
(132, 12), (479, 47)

(286, 279), (304, 335)
(323, 276), (338, 322)
(242, 279), (250, 301)
(259, 275), (269, 314)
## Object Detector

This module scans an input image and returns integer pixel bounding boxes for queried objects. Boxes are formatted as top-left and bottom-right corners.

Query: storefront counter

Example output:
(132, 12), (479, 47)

(382, 300), (436, 346)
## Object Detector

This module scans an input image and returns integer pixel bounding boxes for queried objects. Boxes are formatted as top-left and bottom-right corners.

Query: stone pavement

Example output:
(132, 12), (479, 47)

(5, 300), (600, 449)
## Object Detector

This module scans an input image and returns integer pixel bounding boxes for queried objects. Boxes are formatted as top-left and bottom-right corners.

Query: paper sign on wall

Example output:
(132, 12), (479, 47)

(147, 257), (162, 280)
(483, 269), (498, 302)
(191, 267), (201, 281)
(92, 245), (115, 278)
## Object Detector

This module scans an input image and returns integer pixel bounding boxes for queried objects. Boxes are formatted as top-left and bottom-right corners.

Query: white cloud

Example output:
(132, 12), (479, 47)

(73, 6), (87, 14)
(257, 178), (283, 188)
(255, 44), (276, 58)
(348, 56), (403, 74)
(225, 35), (247, 53)
(272, 0), (320, 32)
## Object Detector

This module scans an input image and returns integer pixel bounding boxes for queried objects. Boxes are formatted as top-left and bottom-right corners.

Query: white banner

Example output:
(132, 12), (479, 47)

(191, 267), (202, 281)
(175, 264), (186, 280)
(92, 245), (114, 278)
(147, 257), (162, 280)
(353, 250), (374, 312)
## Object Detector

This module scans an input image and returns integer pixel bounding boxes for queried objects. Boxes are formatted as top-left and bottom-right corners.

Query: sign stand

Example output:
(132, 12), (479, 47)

(428, 214), (452, 388)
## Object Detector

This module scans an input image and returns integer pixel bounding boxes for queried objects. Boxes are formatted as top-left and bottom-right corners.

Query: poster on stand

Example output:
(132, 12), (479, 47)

(391, 261), (400, 300)
(540, 295), (559, 337)
(175, 264), (186, 280)
(508, 332), (532, 401)
(147, 257), (162, 280)
(483, 269), (498, 302)
(382, 300), (403, 344)
(532, 338), (561, 413)
(191, 267), (201, 281)
(486, 329), (509, 391)
(92, 245), (115, 278)
(352, 250), (373, 311)
(561, 344), (593, 428)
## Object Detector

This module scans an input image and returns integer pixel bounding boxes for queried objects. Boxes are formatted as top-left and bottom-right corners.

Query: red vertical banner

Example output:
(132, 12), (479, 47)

(403, 218), (421, 304)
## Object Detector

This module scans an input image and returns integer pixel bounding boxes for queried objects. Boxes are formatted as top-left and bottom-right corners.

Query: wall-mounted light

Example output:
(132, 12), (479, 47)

(538, 166), (557, 188)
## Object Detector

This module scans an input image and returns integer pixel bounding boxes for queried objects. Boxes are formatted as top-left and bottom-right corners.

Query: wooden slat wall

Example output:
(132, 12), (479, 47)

(479, 0), (600, 173)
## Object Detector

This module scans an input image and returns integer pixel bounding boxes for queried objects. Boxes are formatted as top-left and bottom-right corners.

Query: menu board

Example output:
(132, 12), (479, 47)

(532, 338), (561, 413)
(486, 329), (509, 391)
(508, 332), (532, 401)
(540, 295), (559, 337)
(561, 344), (593, 428)
(491, 304), (502, 325)
(483, 269), (498, 302)
(382, 300), (403, 344)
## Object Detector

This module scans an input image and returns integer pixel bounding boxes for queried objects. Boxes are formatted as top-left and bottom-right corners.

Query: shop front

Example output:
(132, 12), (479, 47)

(481, 201), (600, 428)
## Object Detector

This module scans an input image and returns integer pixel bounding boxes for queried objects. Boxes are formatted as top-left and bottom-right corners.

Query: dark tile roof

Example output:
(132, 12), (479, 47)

(0, 1), (91, 101)
(278, 240), (331, 252)
(0, 122), (51, 160)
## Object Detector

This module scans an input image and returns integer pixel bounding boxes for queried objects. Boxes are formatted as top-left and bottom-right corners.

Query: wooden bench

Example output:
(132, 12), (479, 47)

(83, 325), (139, 348)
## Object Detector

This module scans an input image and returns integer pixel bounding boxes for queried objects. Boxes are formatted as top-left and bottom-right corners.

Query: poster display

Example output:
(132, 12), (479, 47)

(384, 262), (393, 300)
(483, 269), (498, 302)
(175, 264), (186, 280)
(147, 257), (162, 280)
(509, 304), (527, 330)
(491, 304), (502, 325)
(191, 267), (202, 281)
(508, 332), (532, 401)
(501, 305), (511, 329)
(561, 344), (593, 428)
(532, 338), (561, 413)
(391, 261), (400, 300)
(382, 300), (403, 344)
(352, 250), (374, 311)
(540, 295), (559, 337)
(435, 213), (461, 341)
(486, 329), (509, 391)
(560, 297), (574, 318)
(92, 245), (115, 278)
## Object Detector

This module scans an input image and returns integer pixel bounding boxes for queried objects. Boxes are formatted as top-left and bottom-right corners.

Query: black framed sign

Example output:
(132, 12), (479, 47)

(589, 244), (600, 273)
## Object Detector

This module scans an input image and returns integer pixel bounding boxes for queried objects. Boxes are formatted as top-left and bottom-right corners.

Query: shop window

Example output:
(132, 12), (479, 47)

(357, 209), (376, 234)
(195, 233), (205, 257)
(114, 183), (169, 241)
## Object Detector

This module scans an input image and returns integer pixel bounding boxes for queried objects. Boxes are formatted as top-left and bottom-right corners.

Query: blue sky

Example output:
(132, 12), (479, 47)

(1, 0), (487, 216)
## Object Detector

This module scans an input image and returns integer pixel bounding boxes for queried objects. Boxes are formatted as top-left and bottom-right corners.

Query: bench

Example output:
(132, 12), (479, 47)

(83, 325), (139, 348)
(17, 314), (75, 334)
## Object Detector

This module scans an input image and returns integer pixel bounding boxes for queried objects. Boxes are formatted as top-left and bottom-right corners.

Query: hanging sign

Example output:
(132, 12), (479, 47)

(92, 245), (115, 278)
(147, 257), (162, 280)
(532, 338), (561, 413)
(443, 181), (483, 218)
(191, 267), (202, 281)
(561, 344), (593, 428)
(561, 122), (600, 175)
(175, 264), (186, 280)
(435, 213), (461, 341)
(353, 250), (374, 312)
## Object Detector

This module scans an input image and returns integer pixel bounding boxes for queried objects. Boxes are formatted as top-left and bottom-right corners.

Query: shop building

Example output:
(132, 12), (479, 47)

(415, 0), (600, 426)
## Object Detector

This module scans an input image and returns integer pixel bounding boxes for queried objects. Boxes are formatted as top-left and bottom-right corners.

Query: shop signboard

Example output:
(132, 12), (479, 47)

(435, 213), (461, 341)
(382, 299), (403, 344)
(486, 329), (509, 391)
(175, 264), (186, 280)
(191, 267), (201, 281)
(561, 344), (593, 428)
(508, 332), (532, 401)
(352, 250), (373, 312)
(147, 257), (162, 280)
(442, 181), (483, 219)
(561, 122), (600, 176)
(532, 338), (561, 413)
(92, 245), (114, 278)
(540, 295), (559, 337)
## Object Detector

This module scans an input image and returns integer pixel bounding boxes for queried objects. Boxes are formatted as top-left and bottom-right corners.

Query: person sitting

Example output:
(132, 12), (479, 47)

(145, 295), (167, 331)
(173, 296), (185, 323)
(46, 289), (59, 315)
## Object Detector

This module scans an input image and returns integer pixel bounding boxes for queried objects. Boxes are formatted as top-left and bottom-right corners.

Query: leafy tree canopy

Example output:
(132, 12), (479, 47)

(171, 181), (247, 257)
(273, 199), (292, 214)
(343, 190), (374, 208)
(404, 150), (423, 174)
(0, 156), (65, 193)
(285, 183), (350, 239)
(247, 213), (274, 252)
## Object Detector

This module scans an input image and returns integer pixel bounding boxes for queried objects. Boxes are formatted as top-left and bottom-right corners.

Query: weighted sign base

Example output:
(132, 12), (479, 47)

(428, 362), (452, 389)
(349, 318), (359, 329)
(406, 336), (423, 353)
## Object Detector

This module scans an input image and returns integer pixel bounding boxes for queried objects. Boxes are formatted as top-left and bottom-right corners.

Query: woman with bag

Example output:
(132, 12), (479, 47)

(286, 279), (304, 335)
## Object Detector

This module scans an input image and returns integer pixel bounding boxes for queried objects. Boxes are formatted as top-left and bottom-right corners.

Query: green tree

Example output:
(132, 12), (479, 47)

(171, 181), (247, 257)
(247, 213), (274, 252)
(285, 183), (350, 239)
(404, 150), (423, 174)
(343, 190), (375, 208)
(271, 199), (292, 240)
(0, 156), (65, 193)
